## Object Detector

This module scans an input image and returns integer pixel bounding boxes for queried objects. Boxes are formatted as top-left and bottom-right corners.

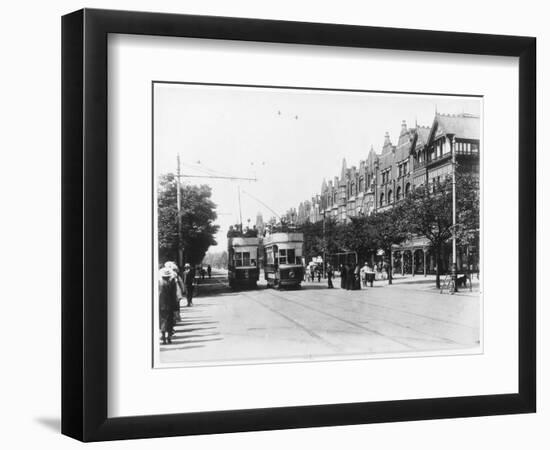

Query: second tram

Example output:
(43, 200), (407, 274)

(263, 232), (304, 289)
(227, 236), (260, 289)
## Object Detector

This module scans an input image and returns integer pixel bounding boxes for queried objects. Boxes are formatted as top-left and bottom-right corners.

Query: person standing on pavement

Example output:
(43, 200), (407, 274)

(353, 263), (361, 290)
(360, 262), (368, 288)
(158, 267), (178, 344)
(164, 261), (184, 323)
(326, 263), (334, 288)
(183, 263), (195, 307)
(340, 264), (346, 289)
(207, 264), (212, 279)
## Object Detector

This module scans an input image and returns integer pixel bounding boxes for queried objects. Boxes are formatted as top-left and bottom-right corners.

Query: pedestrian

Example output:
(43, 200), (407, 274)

(345, 263), (353, 290)
(207, 264), (212, 279)
(326, 263), (334, 288)
(164, 261), (184, 323)
(158, 267), (178, 344)
(317, 267), (321, 282)
(183, 263), (195, 307)
(340, 264), (346, 289)
(353, 263), (361, 290)
(360, 262), (368, 287)
(310, 265), (315, 283)
(365, 262), (375, 287)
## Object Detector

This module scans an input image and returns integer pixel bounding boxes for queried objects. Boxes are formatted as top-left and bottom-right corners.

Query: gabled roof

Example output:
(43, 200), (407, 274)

(415, 125), (431, 148)
(395, 123), (415, 161)
(428, 113), (480, 144)
(340, 158), (347, 180)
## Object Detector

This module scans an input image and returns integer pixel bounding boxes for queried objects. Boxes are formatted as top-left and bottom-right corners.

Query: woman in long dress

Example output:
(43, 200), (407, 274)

(159, 267), (178, 344)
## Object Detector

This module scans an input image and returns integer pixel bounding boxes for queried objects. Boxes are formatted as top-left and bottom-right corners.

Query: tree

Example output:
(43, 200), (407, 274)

(368, 206), (408, 285)
(336, 216), (377, 264)
(299, 217), (341, 263)
(402, 172), (479, 288)
(157, 173), (219, 266)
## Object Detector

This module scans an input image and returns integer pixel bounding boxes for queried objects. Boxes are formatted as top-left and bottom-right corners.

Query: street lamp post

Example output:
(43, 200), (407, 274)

(450, 134), (458, 293)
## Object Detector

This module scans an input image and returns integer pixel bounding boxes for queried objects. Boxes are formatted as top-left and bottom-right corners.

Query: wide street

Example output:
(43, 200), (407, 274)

(159, 270), (480, 365)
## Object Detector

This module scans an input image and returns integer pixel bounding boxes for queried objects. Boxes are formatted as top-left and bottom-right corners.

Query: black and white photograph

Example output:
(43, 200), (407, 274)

(153, 82), (482, 367)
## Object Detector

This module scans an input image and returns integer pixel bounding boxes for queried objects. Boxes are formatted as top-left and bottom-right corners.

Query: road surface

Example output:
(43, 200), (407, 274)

(159, 270), (480, 365)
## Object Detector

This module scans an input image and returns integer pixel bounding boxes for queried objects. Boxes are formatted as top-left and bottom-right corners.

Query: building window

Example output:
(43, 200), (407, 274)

(380, 192), (384, 206)
(388, 190), (393, 204)
(396, 186), (401, 201)
(405, 182), (411, 195)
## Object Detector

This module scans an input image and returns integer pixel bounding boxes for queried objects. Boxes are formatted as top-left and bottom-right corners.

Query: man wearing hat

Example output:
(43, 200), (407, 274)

(158, 267), (178, 344)
(183, 263), (195, 307)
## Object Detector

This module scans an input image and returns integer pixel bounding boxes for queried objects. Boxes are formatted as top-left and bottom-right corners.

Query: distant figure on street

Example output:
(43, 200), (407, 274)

(360, 262), (368, 287)
(158, 267), (178, 344)
(364, 262), (375, 287)
(344, 264), (354, 291)
(207, 264), (212, 279)
(340, 264), (346, 289)
(183, 263), (195, 307)
(353, 263), (361, 290)
(317, 268), (321, 282)
(326, 264), (334, 289)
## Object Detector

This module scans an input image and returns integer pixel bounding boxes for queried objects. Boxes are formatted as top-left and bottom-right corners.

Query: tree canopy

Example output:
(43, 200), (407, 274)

(400, 172), (479, 287)
(294, 172), (479, 287)
(158, 173), (219, 266)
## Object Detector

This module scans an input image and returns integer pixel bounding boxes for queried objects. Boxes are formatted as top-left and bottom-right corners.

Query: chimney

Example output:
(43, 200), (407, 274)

(401, 120), (407, 134)
(384, 132), (391, 146)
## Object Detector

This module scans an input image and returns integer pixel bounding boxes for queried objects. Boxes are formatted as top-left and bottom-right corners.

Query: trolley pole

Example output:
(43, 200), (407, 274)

(238, 185), (243, 232)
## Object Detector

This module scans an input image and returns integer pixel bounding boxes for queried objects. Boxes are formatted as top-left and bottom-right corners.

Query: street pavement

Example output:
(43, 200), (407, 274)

(159, 270), (480, 365)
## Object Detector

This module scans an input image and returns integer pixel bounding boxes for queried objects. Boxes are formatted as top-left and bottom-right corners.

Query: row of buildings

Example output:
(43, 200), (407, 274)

(284, 112), (480, 275)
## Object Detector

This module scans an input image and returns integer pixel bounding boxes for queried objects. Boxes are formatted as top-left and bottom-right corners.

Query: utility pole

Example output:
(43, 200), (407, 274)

(322, 211), (326, 278)
(176, 154), (183, 268)
(172, 161), (257, 265)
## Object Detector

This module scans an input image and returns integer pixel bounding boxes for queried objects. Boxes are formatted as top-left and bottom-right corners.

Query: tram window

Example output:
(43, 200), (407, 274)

(234, 252), (243, 267)
(242, 252), (250, 266)
(287, 249), (295, 264)
(250, 259), (256, 266)
(279, 249), (287, 264)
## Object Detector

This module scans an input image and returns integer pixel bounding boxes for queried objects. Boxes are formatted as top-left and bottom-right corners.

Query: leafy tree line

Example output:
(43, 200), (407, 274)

(157, 173), (219, 266)
(297, 173), (479, 288)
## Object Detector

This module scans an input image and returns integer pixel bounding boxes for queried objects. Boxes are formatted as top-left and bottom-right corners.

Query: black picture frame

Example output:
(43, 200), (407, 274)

(62, 8), (536, 442)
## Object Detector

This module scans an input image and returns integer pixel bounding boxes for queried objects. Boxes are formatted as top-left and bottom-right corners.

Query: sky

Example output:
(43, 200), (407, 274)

(154, 83), (481, 252)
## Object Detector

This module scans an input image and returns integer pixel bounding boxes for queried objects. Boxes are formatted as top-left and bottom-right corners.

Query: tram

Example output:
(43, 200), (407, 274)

(227, 235), (260, 289)
(263, 232), (304, 289)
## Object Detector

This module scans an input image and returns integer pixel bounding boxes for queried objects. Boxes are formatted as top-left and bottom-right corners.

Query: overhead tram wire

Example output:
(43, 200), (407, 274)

(173, 155), (258, 265)
(181, 162), (254, 181)
(240, 189), (281, 220)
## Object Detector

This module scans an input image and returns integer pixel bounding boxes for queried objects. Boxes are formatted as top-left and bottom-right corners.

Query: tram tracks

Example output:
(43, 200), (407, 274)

(251, 288), (419, 350)
(281, 290), (464, 346)
(297, 290), (479, 345)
